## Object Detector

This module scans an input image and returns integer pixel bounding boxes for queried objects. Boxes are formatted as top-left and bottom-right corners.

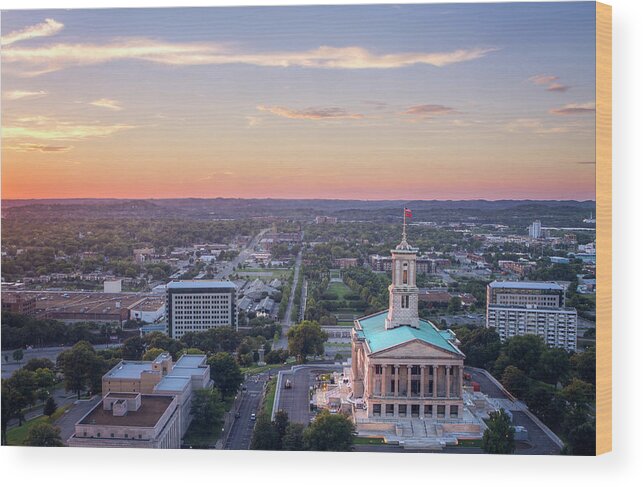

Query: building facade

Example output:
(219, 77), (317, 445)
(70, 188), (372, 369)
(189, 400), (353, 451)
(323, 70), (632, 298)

(166, 280), (237, 339)
(351, 230), (466, 424)
(485, 281), (577, 351)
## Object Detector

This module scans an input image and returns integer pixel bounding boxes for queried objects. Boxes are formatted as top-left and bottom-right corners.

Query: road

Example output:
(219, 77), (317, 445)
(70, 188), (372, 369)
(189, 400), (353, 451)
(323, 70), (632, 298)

(276, 365), (343, 425)
(214, 227), (270, 280)
(1, 343), (120, 379)
(299, 279), (308, 322)
(55, 396), (102, 444)
(275, 249), (303, 350)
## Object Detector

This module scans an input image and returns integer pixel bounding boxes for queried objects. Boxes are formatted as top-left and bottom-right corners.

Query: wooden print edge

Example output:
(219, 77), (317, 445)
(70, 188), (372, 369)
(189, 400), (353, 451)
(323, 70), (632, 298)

(595, 0), (612, 456)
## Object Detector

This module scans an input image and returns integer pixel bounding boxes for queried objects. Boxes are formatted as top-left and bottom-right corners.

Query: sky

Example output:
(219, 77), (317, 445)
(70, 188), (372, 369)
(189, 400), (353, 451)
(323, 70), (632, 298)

(1, 3), (596, 200)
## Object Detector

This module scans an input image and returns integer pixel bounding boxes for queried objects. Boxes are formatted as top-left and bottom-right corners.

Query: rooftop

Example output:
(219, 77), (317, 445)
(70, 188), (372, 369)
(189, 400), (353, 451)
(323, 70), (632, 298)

(104, 361), (154, 379)
(488, 281), (563, 291)
(154, 376), (191, 392)
(79, 395), (174, 427)
(355, 311), (463, 356)
(167, 280), (236, 290)
(174, 354), (207, 368)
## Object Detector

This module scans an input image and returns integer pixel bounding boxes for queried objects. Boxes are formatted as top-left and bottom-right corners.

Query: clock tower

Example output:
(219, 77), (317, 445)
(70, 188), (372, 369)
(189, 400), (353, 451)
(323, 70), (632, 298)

(385, 220), (420, 330)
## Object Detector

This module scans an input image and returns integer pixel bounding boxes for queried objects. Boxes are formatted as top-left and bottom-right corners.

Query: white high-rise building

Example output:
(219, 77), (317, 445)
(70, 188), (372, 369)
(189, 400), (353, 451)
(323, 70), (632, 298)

(166, 281), (237, 339)
(528, 220), (542, 239)
(485, 281), (577, 351)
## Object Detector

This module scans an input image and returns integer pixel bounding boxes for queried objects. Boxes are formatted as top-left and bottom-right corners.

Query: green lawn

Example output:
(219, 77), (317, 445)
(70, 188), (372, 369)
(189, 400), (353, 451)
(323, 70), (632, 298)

(182, 423), (222, 448)
(261, 377), (278, 419)
(456, 439), (483, 448)
(353, 436), (386, 445)
(328, 281), (351, 299)
(337, 321), (354, 327)
(6, 405), (70, 446)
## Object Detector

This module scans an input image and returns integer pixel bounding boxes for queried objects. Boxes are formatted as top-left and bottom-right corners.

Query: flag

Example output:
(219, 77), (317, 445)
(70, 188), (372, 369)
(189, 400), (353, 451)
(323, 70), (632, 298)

(404, 208), (412, 218)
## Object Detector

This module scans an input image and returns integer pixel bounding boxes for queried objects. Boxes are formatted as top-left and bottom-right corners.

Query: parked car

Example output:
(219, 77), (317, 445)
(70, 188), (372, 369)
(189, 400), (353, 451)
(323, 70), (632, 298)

(284, 379), (292, 389)
(250, 413), (256, 421)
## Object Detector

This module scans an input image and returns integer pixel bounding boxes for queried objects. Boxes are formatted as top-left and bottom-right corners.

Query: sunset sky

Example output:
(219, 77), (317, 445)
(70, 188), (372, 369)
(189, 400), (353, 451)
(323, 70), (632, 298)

(1, 3), (596, 200)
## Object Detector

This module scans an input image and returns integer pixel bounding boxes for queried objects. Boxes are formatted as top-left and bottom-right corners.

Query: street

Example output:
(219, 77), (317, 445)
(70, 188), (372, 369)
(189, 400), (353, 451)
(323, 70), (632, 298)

(274, 249), (303, 350)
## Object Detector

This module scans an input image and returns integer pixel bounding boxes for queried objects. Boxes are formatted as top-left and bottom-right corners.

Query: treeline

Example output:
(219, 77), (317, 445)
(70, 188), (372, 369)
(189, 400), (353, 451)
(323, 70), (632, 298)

(251, 410), (354, 452)
(1, 218), (262, 281)
(1, 312), (124, 350)
(455, 327), (596, 455)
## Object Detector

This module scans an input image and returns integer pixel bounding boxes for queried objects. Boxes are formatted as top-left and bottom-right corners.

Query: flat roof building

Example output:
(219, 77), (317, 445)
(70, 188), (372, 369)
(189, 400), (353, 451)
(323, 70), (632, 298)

(166, 280), (237, 339)
(486, 281), (577, 351)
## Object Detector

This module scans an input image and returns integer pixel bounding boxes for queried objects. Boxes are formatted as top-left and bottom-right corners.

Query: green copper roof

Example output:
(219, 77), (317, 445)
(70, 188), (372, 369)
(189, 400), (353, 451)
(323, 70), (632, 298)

(355, 311), (463, 356)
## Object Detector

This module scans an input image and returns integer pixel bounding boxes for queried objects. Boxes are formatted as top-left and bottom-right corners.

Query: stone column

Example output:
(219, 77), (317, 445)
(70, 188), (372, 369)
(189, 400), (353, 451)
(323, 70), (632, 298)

(382, 364), (387, 397)
(394, 366), (399, 397)
(433, 365), (439, 398)
(420, 366), (426, 398)
(407, 366), (412, 398)
(446, 365), (452, 399)
(459, 365), (463, 398)
(368, 365), (374, 397)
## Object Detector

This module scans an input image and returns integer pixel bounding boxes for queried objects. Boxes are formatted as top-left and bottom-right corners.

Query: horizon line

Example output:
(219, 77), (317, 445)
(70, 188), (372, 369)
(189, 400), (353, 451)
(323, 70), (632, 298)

(1, 197), (597, 203)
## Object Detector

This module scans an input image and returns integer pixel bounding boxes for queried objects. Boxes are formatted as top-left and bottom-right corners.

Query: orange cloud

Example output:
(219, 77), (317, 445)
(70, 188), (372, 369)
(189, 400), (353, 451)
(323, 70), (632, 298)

(257, 105), (365, 120)
(549, 102), (596, 115)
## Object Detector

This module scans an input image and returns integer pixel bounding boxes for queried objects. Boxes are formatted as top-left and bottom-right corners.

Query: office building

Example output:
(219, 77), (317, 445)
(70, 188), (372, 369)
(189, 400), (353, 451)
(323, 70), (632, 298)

(166, 280), (237, 339)
(485, 281), (577, 351)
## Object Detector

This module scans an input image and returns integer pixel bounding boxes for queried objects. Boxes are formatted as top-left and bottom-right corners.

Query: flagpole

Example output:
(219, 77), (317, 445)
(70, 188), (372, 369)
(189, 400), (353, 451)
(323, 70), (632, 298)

(403, 207), (407, 241)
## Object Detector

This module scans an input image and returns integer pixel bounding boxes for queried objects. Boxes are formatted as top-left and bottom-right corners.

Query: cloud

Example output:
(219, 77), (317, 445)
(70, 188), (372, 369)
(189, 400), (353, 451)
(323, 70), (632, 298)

(530, 74), (571, 93)
(546, 83), (571, 93)
(530, 75), (558, 85)
(3, 37), (497, 75)
(89, 98), (123, 111)
(403, 104), (455, 116)
(3, 89), (48, 101)
(504, 118), (570, 134)
(1, 19), (64, 47)
(257, 105), (364, 120)
(3, 115), (135, 141)
(6, 143), (73, 153)
(549, 102), (596, 116)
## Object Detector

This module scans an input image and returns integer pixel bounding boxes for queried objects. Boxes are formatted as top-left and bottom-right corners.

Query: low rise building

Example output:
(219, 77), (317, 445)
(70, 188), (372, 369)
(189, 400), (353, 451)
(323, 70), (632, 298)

(68, 393), (181, 449)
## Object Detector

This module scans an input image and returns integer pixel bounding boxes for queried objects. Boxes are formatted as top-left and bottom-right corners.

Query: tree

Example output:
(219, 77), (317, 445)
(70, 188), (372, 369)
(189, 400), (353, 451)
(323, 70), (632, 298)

(571, 346), (596, 385)
(190, 388), (225, 432)
(303, 410), (355, 451)
(273, 410), (290, 449)
(43, 396), (58, 417)
(12, 349), (24, 364)
(447, 296), (462, 313)
(561, 378), (595, 410)
(121, 336), (146, 360)
(282, 422), (305, 450)
(501, 366), (530, 399)
(482, 409), (515, 454)
(23, 423), (65, 447)
(503, 335), (545, 375)
(57, 341), (106, 399)
(287, 320), (328, 364)
(566, 421), (596, 456)
(207, 353), (244, 398)
(536, 348), (571, 385)
(250, 415), (280, 450)
(142, 347), (166, 361)
(459, 328), (501, 369)
(23, 358), (56, 372)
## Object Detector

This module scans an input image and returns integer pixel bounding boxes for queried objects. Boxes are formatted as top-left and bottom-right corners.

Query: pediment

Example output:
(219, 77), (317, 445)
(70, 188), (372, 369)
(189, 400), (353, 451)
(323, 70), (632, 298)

(369, 338), (462, 360)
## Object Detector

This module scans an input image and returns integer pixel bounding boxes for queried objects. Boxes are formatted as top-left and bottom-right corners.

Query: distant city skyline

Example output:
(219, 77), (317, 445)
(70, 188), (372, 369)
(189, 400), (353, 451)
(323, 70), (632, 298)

(1, 3), (596, 200)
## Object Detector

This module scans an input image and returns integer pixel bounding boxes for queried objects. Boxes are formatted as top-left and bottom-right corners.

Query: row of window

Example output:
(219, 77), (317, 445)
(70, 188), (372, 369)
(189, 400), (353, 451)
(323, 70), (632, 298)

(372, 404), (459, 418)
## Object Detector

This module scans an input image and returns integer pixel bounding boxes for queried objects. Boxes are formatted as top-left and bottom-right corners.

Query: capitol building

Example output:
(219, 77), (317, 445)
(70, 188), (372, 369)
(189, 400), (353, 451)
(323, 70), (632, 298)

(349, 225), (485, 447)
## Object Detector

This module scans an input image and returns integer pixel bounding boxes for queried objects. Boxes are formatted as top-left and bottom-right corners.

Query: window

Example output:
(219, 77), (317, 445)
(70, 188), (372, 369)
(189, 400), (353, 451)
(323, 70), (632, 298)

(386, 404), (395, 416)
(375, 365), (382, 374)
(403, 263), (408, 284)
(398, 405), (407, 417)
(401, 295), (410, 308)
(411, 405), (420, 417)
(373, 404), (382, 416)
(450, 405), (459, 418)
(424, 405), (433, 417)
(437, 405), (446, 418)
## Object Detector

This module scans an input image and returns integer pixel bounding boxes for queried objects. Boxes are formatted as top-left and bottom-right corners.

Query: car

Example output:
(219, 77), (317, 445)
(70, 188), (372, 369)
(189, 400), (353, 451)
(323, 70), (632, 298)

(250, 413), (256, 421)
(235, 412), (241, 418)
